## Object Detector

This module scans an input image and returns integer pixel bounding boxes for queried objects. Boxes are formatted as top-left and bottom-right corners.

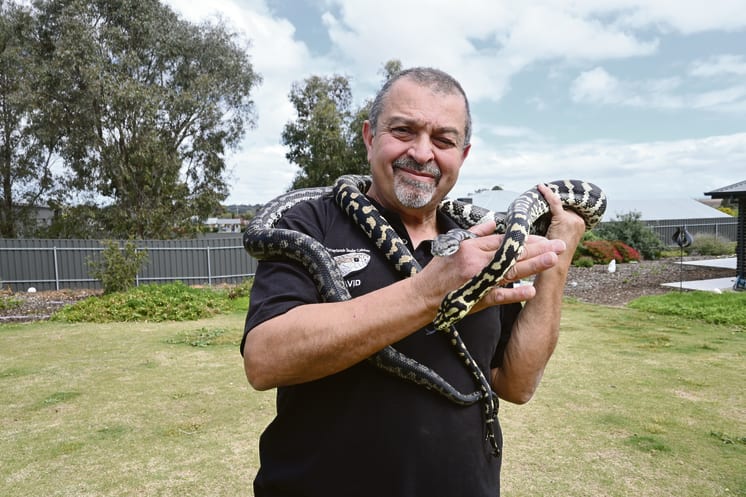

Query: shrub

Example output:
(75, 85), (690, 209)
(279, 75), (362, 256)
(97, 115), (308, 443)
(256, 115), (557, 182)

(573, 256), (595, 268)
(595, 211), (664, 259)
(226, 277), (253, 299)
(685, 234), (736, 257)
(52, 282), (231, 322)
(87, 240), (149, 294)
(612, 241), (641, 262)
(581, 240), (623, 264)
(572, 231), (600, 263)
(0, 295), (22, 311)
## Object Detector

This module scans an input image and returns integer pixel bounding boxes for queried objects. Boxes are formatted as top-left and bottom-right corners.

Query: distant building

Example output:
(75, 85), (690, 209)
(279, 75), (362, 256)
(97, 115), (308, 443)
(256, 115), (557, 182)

(203, 217), (245, 233)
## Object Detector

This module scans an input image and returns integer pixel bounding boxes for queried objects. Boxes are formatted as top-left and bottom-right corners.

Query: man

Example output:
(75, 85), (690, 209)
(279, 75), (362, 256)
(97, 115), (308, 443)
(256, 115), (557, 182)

(242, 67), (586, 496)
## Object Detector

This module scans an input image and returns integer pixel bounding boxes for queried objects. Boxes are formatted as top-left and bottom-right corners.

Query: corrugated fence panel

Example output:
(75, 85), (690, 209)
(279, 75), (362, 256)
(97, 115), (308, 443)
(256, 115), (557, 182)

(1, 217), (736, 291)
(0, 236), (257, 292)
(639, 218), (737, 245)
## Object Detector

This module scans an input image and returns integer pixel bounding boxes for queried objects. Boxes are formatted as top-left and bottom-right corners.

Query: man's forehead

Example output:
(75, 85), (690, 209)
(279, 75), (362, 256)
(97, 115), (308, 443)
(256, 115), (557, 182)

(381, 80), (467, 133)
(384, 114), (461, 136)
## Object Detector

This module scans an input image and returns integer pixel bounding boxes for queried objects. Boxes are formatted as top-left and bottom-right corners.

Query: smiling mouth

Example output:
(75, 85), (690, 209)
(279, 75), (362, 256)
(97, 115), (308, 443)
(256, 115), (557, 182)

(395, 166), (435, 180)
(392, 157), (440, 182)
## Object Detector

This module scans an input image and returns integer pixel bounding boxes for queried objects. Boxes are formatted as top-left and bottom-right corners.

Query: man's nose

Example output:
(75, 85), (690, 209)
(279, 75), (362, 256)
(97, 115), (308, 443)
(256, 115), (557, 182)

(407, 133), (435, 164)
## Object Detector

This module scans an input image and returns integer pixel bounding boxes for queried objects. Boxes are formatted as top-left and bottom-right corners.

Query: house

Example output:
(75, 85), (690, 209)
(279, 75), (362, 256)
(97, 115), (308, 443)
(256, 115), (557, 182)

(203, 217), (244, 233)
(705, 179), (745, 291)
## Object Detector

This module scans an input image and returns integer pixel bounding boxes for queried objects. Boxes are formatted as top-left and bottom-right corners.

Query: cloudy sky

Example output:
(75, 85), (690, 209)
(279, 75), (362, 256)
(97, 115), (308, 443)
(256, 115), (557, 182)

(164, 0), (746, 205)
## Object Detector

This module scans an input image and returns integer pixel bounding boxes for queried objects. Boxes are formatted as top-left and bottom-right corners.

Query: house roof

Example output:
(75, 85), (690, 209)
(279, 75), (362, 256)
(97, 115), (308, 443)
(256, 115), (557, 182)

(466, 190), (730, 223)
(704, 179), (746, 198)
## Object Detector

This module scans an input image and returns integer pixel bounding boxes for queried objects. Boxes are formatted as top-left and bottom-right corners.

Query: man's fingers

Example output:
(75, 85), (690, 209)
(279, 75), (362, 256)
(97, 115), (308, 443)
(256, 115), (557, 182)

(468, 220), (497, 236)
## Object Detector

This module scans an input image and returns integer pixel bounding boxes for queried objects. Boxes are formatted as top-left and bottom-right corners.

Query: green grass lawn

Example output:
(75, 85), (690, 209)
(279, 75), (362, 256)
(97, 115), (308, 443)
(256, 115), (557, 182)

(1, 296), (744, 496)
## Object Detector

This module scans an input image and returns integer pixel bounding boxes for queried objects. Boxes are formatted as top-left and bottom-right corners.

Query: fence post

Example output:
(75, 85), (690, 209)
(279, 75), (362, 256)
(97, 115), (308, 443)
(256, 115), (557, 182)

(135, 246), (141, 287)
(207, 246), (212, 287)
(53, 246), (60, 291)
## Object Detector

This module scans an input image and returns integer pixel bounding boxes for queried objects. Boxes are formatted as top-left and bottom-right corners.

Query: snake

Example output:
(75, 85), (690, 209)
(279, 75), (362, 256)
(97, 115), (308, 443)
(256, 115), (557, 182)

(243, 174), (607, 456)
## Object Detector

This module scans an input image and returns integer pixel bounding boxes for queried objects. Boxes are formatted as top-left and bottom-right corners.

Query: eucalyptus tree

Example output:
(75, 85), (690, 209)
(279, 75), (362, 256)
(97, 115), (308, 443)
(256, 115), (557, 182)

(281, 60), (403, 191)
(34, 0), (261, 238)
(0, 0), (60, 237)
(282, 74), (368, 190)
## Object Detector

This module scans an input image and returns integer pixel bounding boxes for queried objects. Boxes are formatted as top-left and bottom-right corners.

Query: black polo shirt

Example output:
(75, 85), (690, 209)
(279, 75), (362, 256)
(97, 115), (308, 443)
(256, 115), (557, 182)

(243, 192), (521, 497)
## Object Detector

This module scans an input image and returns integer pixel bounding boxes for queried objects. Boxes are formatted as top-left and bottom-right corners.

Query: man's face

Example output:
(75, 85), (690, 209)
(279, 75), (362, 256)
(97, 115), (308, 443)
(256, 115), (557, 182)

(363, 78), (471, 214)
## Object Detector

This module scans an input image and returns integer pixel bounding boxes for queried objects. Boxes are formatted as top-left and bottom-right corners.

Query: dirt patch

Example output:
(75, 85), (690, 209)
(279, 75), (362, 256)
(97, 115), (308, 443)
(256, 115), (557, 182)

(563, 257), (736, 306)
(0, 288), (101, 323)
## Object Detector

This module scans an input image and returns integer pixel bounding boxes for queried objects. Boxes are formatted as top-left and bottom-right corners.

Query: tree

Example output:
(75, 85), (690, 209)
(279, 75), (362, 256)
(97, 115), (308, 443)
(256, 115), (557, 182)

(0, 1), (61, 237)
(33, 0), (261, 238)
(282, 59), (403, 190)
(282, 75), (367, 189)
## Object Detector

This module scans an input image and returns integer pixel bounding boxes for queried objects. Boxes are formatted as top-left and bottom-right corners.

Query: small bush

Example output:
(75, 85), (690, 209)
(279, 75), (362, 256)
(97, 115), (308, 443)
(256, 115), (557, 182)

(685, 234), (736, 257)
(226, 278), (253, 299)
(52, 282), (232, 323)
(573, 256), (595, 268)
(595, 211), (664, 259)
(582, 240), (623, 264)
(87, 240), (149, 294)
(0, 296), (22, 311)
(612, 241), (641, 262)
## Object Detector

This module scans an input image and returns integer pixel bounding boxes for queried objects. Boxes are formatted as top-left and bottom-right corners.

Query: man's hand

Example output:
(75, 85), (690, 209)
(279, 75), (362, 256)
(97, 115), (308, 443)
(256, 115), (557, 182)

(418, 220), (566, 311)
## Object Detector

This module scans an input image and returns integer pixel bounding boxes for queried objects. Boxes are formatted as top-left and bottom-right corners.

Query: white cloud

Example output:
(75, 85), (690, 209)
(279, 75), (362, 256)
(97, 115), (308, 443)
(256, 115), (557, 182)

(319, 0), (659, 104)
(452, 132), (746, 201)
(612, 0), (746, 33)
(689, 54), (746, 78)
(570, 67), (627, 104)
(485, 125), (542, 140)
(571, 66), (746, 112)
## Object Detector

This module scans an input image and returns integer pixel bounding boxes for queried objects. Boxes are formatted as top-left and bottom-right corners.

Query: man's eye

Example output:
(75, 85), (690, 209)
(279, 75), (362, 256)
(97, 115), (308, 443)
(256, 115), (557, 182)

(434, 137), (456, 148)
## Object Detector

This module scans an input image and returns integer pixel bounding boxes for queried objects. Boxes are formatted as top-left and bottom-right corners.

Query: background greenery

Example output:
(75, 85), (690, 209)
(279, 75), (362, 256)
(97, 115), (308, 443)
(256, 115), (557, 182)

(1, 287), (744, 496)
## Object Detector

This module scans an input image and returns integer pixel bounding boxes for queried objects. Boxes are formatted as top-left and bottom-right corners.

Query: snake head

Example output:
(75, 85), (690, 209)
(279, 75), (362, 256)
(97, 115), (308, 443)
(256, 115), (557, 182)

(431, 229), (477, 257)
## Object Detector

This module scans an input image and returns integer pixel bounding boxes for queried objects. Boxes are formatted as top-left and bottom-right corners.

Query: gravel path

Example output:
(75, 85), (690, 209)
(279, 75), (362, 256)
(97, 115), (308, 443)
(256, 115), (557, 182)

(563, 257), (735, 306)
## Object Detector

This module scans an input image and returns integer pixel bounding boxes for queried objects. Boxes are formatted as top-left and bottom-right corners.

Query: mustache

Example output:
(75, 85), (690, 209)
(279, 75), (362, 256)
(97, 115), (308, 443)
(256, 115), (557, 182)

(392, 157), (441, 180)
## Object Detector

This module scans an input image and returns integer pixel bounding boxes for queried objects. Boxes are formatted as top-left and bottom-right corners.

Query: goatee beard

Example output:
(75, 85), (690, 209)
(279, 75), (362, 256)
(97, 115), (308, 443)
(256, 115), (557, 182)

(392, 157), (440, 209)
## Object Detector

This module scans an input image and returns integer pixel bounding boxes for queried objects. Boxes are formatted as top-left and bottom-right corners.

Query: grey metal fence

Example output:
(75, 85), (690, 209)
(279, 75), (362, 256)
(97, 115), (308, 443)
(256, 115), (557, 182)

(0, 236), (258, 292)
(632, 218), (738, 246)
(1, 217), (738, 292)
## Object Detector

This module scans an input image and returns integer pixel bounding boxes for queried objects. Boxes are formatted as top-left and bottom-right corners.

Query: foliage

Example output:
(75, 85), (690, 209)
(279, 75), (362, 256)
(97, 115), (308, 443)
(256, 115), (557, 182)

(86, 240), (149, 294)
(34, 203), (107, 238)
(578, 240), (622, 264)
(717, 206), (737, 216)
(0, 1), (62, 237)
(282, 59), (402, 190)
(225, 277), (253, 299)
(684, 233), (736, 256)
(5, 0), (261, 239)
(629, 291), (746, 329)
(612, 240), (641, 262)
(572, 255), (595, 268)
(595, 210), (664, 259)
(573, 238), (640, 264)
(51, 281), (233, 322)
(282, 74), (369, 189)
(0, 295), (22, 311)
